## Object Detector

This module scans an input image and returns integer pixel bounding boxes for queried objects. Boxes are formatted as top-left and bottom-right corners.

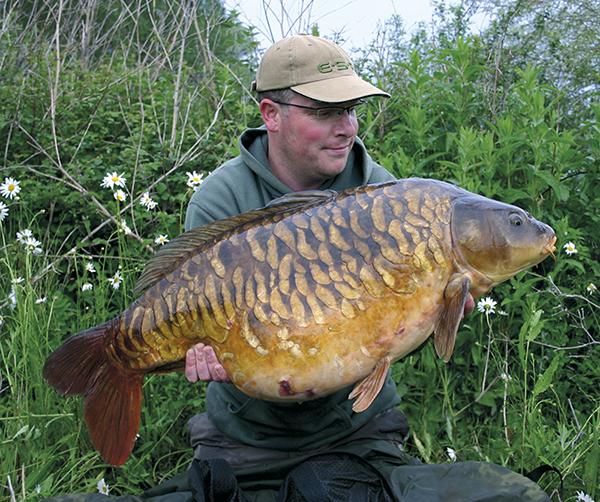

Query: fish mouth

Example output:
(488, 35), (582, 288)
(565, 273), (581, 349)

(544, 234), (557, 260)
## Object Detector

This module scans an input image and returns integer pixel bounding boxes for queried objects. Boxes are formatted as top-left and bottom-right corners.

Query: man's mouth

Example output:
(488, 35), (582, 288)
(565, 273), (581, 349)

(325, 144), (350, 153)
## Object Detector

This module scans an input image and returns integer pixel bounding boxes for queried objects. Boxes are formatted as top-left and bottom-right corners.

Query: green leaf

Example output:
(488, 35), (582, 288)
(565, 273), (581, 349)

(526, 309), (544, 342)
(532, 168), (570, 202)
(584, 435), (599, 498)
(518, 308), (544, 367)
(532, 353), (563, 399)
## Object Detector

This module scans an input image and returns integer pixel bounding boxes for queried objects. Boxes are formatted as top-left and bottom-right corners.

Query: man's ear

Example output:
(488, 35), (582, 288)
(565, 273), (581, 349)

(259, 99), (281, 132)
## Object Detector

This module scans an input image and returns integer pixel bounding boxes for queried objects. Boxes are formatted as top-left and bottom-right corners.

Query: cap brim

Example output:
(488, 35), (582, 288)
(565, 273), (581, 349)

(291, 75), (390, 103)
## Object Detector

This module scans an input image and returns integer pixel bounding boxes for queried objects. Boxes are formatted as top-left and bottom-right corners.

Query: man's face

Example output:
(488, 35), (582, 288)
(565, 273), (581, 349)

(274, 95), (361, 188)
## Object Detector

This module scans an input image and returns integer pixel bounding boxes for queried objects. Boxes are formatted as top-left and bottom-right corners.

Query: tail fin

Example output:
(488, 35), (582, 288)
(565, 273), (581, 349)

(43, 322), (143, 466)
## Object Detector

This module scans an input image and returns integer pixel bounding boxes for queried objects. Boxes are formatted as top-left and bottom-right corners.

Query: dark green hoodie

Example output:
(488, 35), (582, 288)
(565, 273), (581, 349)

(185, 127), (395, 229)
(184, 126), (401, 450)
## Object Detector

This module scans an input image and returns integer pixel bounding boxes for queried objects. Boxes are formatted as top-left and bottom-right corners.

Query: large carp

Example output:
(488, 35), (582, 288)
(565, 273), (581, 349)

(44, 178), (556, 465)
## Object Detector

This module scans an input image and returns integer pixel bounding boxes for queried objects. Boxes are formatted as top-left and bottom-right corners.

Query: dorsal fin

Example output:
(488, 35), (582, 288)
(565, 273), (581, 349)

(134, 189), (337, 295)
(266, 189), (338, 207)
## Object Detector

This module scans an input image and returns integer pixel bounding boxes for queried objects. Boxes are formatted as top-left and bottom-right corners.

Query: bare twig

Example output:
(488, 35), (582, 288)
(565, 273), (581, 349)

(502, 340), (510, 446)
(170, 1), (195, 151)
(213, 55), (259, 105)
(546, 275), (600, 309)
(529, 339), (599, 351)
(18, 125), (113, 222)
(7, 475), (16, 502)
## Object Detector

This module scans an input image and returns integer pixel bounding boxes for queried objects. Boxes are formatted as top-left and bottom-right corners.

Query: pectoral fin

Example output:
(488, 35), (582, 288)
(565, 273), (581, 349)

(434, 274), (471, 362)
(349, 355), (391, 413)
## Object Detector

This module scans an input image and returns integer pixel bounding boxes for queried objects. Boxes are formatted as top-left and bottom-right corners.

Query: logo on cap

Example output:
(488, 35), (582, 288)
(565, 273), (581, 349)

(317, 61), (354, 74)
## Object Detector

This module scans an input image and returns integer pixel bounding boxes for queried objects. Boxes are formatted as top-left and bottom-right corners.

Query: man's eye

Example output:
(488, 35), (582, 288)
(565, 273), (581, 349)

(317, 108), (338, 118)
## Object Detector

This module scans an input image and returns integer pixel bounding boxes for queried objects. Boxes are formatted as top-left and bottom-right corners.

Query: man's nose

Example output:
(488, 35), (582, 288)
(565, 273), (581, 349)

(333, 111), (358, 134)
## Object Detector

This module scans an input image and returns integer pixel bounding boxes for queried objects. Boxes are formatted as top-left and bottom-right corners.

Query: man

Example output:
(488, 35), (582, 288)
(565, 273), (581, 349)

(46, 34), (550, 502)
(182, 33), (407, 501)
(181, 35), (550, 501)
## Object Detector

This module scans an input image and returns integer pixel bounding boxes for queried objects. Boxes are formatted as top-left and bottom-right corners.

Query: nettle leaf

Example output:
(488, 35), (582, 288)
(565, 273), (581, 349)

(532, 353), (563, 399)
(532, 168), (570, 201)
(518, 308), (544, 366)
(526, 309), (544, 343)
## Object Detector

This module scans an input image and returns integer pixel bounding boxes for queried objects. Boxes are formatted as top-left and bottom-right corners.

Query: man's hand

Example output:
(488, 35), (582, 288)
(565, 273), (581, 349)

(185, 343), (230, 383)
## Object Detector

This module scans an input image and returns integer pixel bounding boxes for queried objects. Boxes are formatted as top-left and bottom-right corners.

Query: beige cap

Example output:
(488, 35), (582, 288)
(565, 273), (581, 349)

(253, 35), (389, 103)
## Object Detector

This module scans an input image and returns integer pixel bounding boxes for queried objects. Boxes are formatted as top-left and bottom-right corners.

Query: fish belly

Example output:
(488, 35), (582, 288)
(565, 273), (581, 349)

(213, 282), (446, 402)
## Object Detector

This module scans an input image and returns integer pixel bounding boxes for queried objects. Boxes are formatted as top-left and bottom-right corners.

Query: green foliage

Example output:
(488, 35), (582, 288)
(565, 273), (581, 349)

(0, 0), (598, 500)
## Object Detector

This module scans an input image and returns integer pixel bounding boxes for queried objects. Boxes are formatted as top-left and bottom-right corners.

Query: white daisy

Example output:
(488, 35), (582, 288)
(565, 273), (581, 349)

(24, 236), (43, 254)
(118, 221), (132, 235)
(0, 201), (8, 222)
(81, 282), (93, 292)
(446, 447), (457, 462)
(16, 229), (33, 244)
(563, 241), (577, 255)
(97, 478), (109, 495)
(8, 287), (17, 309)
(35, 296), (47, 304)
(576, 492), (595, 502)
(139, 192), (158, 210)
(186, 171), (204, 189)
(85, 261), (96, 273)
(586, 283), (596, 295)
(108, 270), (123, 290)
(477, 297), (497, 315)
(154, 234), (169, 246)
(101, 172), (126, 189)
(0, 177), (21, 199)
(113, 189), (127, 202)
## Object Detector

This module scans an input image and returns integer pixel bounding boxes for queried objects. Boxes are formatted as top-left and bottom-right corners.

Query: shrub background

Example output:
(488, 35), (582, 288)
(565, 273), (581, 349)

(0, 0), (598, 499)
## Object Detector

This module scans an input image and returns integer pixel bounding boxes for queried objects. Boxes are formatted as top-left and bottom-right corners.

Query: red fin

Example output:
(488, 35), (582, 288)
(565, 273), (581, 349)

(349, 355), (391, 413)
(43, 321), (143, 466)
(43, 322), (113, 395)
(84, 365), (143, 466)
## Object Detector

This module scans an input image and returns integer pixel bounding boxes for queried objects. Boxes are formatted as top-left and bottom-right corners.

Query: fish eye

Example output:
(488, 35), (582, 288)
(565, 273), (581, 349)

(509, 213), (523, 226)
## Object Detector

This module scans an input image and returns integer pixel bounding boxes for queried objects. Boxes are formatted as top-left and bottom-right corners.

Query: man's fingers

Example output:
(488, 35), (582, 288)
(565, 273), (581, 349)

(185, 346), (199, 382)
(184, 343), (230, 383)
(185, 344), (210, 382)
(203, 345), (230, 382)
